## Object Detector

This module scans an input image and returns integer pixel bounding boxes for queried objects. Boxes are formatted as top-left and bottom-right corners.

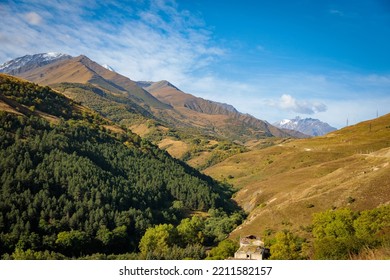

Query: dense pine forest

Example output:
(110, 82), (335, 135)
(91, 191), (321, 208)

(0, 74), (243, 259)
(1, 74), (389, 260)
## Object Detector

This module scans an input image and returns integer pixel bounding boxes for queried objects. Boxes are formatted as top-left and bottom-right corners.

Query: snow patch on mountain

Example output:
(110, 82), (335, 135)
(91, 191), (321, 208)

(43, 52), (65, 59)
(102, 64), (115, 72)
(279, 119), (292, 126)
(274, 116), (337, 136)
(0, 53), (72, 75)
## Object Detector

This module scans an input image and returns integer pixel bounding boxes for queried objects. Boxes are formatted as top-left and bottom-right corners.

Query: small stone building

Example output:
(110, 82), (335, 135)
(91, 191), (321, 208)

(234, 235), (269, 260)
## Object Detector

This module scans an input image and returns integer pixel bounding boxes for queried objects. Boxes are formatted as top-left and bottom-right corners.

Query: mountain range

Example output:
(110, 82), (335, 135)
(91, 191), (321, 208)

(0, 73), (241, 259)
(0, 53), (307, 169)
(205, 112), (390, 242)
(1, 53), (389, 260)
(0, 53), (72, 75)
(0, 53), (302, 139)
(273, 116), (337, 136)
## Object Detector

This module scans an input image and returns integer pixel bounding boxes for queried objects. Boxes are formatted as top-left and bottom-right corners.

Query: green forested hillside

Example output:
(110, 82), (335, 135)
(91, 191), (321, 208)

(0, 74), (241, 259)
(53, 82), (248, 170)
(53, 82), (154, 124)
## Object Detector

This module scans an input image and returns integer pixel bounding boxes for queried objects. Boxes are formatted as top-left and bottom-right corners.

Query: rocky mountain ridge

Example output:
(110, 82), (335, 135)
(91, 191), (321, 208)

(0, 52), (72, 75)
(274, 116), (337, 136)
(1, 53), (299, 141)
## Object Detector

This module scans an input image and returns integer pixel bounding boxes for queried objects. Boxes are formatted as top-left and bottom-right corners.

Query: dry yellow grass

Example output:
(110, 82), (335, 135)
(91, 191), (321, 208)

(349, 246), (390, 260)
(130, 123), (151, 137)
(0, 100), (23, 115)
(187, 151), (212, 168)
(102, 124), (125, 134)
(205, 113), (390, 239)
(158, 138), (189, 159)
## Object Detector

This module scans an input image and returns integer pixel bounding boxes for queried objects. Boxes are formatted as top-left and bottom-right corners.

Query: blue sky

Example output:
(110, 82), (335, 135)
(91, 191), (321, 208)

(1, 0), (389, 128)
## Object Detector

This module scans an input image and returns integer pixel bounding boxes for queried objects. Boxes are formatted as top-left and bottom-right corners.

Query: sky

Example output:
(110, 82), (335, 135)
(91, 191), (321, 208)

(1, 0), (390, 128)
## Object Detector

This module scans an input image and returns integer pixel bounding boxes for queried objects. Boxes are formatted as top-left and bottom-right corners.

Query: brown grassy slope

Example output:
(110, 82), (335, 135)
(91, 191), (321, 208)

(0, 95), (24, 116)
(144, 80), (198, 107)
(157, 138), (190, 159)
(19, 56), (95, 85)
(204, 113), (390, 238)
(18, 55), (169, 110)
(144, 81), (295, 140)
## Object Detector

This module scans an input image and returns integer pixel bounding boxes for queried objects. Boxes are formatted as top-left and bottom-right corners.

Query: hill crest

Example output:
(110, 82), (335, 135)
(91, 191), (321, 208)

(1, 53), (307, 145)
(141, 80), (296, 140)
(8, 54), (171, 111)
(0, 53), (72, 75)
(205, 113), (390, 239)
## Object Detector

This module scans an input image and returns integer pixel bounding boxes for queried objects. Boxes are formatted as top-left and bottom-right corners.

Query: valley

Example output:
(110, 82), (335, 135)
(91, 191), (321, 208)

(1, 53), (389, 260)
(0, 74), (243, 260)
(205, 114), (390, 238)
(3, 54), (301, 170)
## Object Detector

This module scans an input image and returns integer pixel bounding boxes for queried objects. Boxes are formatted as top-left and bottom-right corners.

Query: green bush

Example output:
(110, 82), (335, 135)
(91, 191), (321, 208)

(270, 230), (307, 260)
(206, 239), (238, 260)
(311, 206), (390, 259)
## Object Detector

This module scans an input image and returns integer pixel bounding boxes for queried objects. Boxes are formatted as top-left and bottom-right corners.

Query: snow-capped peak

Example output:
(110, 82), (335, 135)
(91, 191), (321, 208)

(274, 116), (337, 136)
(43, 52), (65, 59)
(0, 52), (72, 75)
(102, 64), (115, 72)
(280, 119), (291, 125)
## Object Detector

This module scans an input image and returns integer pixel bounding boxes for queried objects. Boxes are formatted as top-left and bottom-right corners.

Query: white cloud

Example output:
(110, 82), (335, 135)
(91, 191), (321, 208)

(0, 0), (224, 83)
(0, 1), (389, 130)
(179, 71), (389, 129)
(24, 12), (43, 25)
(277, 94), (327, 115)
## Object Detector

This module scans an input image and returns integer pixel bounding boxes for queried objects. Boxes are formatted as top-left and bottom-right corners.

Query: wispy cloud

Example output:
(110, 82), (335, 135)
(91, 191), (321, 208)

(24, 12), (43, 25)
(329, 9), (344, 16)
(0, 0), (224, 84)
(276, 94), (327, 114)
(0, 1), (389, 130)
(185, 71), (390, 128)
